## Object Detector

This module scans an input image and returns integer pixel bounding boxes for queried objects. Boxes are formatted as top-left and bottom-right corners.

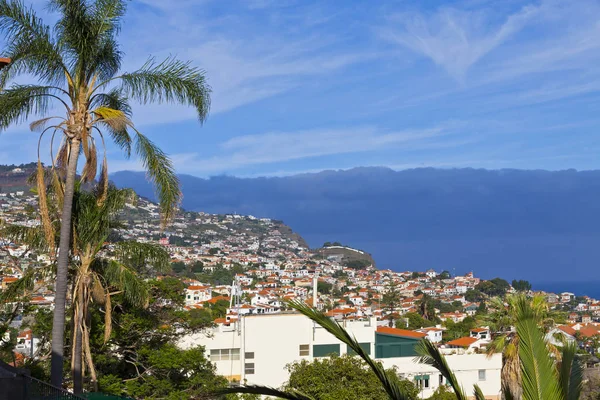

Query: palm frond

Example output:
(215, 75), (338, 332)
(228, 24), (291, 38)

(473, 385), (486, 400)
(91, 88), (132, 156)
(104, 260), (148, 308)
(0, 223), (47, 252)
(515, 296), (562, 400)
(113, 241), (170, 273)
(0, 268), (36, 304)
(415, 339), (468, 400)
(0, 84), (63, 130)
(287, 300), (414, 400)
(558, 342), (583, 400)
(36, 160), (55, 248)
(133, 130), (180, 226)
(117, 56), (211, 121)
(0, 0), (66, 86)
(215, 384), (316, 400)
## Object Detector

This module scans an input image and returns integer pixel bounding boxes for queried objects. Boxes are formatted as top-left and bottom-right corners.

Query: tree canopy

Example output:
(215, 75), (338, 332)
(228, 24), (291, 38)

(285, 355), (419, 400)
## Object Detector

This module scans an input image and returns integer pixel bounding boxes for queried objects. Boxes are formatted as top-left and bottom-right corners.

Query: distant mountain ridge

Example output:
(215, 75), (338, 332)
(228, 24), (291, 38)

(112, 167), (600, 283)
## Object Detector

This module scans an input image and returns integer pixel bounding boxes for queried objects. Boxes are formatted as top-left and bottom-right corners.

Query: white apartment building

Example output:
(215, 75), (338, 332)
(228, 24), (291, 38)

(179, 312), (502, 399)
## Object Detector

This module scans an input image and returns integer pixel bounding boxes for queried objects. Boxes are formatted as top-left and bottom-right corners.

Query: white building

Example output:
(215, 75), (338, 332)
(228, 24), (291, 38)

(185, 285), (212, 305)
(179, 312), (502, 398)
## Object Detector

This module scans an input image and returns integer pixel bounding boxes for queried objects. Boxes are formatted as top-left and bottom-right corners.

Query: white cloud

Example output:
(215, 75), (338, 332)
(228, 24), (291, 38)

(123, 123), (471, 175)
(381, 4), (539, 81)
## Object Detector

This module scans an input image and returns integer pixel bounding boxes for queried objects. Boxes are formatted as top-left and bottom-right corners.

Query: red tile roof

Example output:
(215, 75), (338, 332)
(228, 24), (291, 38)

(578, 325), (600, 338)
(446, 337), (478, 347)
(558, 325), (576, 336)
(377, 327), (427, 339)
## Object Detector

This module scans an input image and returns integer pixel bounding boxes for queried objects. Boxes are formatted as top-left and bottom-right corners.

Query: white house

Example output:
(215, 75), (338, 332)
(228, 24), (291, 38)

(185, 285), (212, 305)
(425, 269), (437, 278)
(416, 327), (443, 343)
(178, 312), (502, 399)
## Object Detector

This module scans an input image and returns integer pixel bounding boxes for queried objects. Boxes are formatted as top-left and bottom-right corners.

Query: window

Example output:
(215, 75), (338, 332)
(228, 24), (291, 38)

(439, 374), (443, 386)
(245, 352), (254, 359)
(478, 369), (486, 381)
(313, 344), (340, 357)
(209, 348), (240, 361)
(299, 344), (310, 356)
(245, 363), (255, 375)
(414, 375), (430, 389)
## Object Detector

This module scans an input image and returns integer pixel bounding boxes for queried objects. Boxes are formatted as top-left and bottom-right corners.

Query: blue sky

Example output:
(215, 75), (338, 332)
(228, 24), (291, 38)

(2, 0), (600, 177)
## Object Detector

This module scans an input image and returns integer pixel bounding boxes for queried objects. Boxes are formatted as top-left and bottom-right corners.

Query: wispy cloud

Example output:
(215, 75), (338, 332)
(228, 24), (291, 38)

(117, 123), (473, 175)
(381, 4), (539, 81)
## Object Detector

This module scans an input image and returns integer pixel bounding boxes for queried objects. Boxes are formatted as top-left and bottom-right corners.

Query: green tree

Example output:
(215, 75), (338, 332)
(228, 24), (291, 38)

(512, 279), (532, 292)
(68, 185), (170, 392)
(439, 271), (452, 280)
(285, 355), (419, 400)
(171, 261), (186, 274)
(464, 289), (485, 303)
(0, 0), (210, 386)
(382, 281), (402, 327)
(475, 278), (510, 297)
(483, 294), (563, 399)
(397, 312), (435, 330)
(317, 281), (333, 295)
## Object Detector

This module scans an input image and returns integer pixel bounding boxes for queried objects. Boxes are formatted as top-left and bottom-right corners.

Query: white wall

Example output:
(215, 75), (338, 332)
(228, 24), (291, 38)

(178, 312), (502, 398)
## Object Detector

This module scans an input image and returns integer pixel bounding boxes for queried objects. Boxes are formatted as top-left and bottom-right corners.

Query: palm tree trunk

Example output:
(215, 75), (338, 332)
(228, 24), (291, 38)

(50, 138), (81, 387)
(73, 281), (83, 394)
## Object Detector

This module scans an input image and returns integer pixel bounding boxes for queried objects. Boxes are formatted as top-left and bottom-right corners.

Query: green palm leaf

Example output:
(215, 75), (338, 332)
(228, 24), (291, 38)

(415, 339), (468, 400)
(117, 56), (211, 121)
(514, 297), (562, 400)
(558, 342), (583, 400)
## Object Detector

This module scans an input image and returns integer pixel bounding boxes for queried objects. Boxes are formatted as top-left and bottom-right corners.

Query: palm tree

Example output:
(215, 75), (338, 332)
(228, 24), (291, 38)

(216, 297), (582, 400)
(69, 185), (169, 392)
(484, 294), (559, 398)
(0, 0), (210, 386)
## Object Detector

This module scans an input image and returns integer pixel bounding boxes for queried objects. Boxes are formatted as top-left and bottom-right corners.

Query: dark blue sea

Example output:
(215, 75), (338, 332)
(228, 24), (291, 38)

(533, 281), (600, 299)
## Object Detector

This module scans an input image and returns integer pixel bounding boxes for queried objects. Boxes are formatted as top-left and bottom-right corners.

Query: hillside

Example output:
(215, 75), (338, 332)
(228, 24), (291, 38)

(111, 167), (600, 282)
(0, 163), (36, 193)
(0, 164), (310, 252)
(316, 245), (376, 269)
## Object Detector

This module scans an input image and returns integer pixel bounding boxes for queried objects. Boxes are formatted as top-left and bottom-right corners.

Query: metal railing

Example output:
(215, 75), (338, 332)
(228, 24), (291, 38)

(24, 375), (86, 400)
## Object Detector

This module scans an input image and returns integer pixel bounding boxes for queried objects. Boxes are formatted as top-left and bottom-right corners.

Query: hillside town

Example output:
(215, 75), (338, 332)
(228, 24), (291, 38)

(2, 188), (600, 398)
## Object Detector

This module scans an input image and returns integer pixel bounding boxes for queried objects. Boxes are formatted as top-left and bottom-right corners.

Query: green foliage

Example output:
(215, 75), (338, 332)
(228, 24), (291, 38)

(464, 289), (485, 303)
(398, 312), (436, 330)
(475, 278), (510, 297)
(427, 386), (458, 400)
(439, 271), (452, 280)
(512, 280), (532, 292)
(443, 317), (476, 341)
(317, 281), (333, 295)
(343, 259), (371, 270)
(171, 261), (186, 274)
(285, 355), (419, 400)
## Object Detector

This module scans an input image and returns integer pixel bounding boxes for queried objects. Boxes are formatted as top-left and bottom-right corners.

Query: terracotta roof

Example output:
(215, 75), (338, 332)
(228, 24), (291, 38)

(446, 336), (478, 347)
(558, 325), (576, 336)
(377, 326), (427, 339)
(578, 326), (600, 338)
(471, 328), (489, 333)
(204, 295), (230, 304)
(0, 57), (10, 68)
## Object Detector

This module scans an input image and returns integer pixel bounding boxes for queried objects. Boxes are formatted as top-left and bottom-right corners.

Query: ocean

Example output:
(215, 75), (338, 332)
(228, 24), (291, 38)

(533, 281), (600, 299)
